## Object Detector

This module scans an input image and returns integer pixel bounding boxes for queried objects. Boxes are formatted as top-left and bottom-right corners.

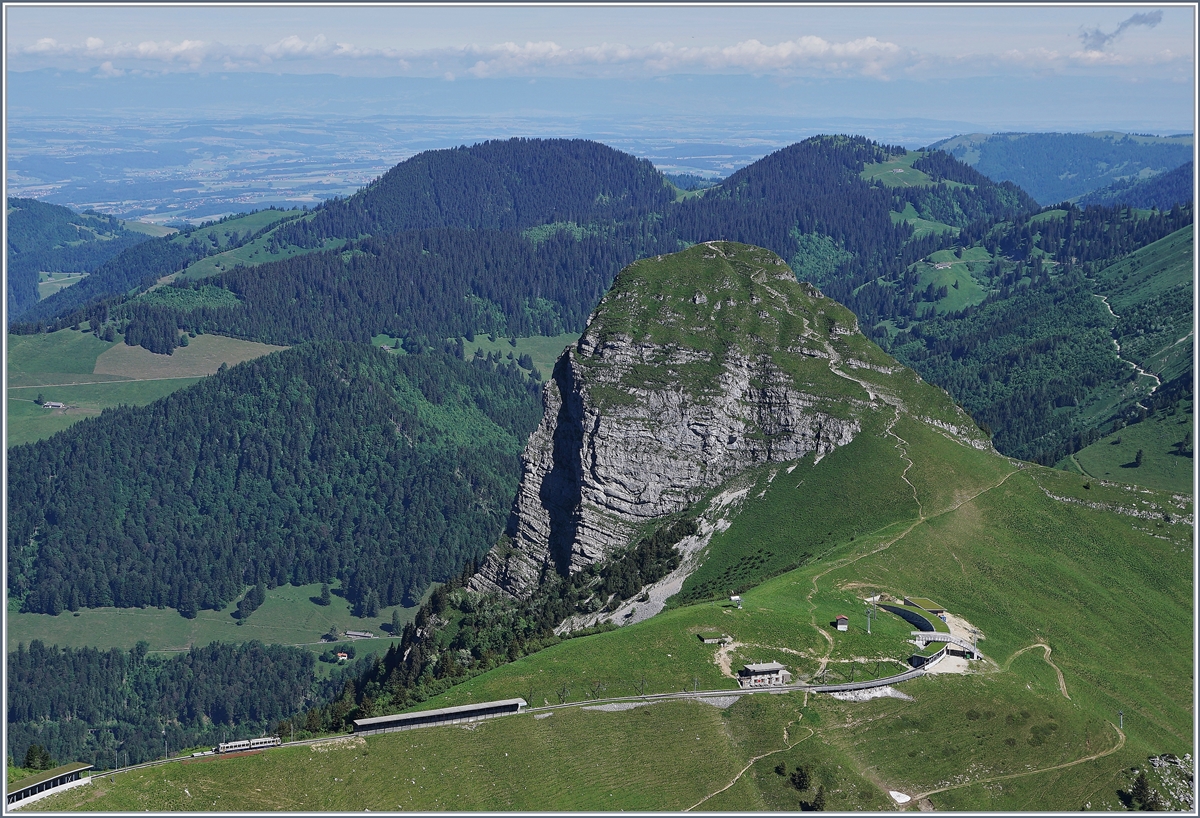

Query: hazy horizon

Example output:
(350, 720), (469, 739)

(5, 4), (1194, 221)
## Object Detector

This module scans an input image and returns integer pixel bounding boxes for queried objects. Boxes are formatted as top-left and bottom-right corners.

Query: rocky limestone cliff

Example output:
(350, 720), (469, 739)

(470, 241), (981, 597)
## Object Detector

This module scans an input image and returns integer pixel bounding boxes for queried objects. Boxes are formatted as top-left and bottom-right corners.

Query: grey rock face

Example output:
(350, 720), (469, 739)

(469, 333), (860, 598)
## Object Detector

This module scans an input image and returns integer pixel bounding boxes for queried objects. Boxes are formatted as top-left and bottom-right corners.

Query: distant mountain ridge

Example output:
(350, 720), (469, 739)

(928, 131), (1193, 205)
(6, 198), (154, 318)
(1075, 161), (1193, 210)
(274, 138), (675, 246)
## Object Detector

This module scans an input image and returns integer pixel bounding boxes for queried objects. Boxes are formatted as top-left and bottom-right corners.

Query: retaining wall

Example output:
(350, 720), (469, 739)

(879, 604), (936, 632)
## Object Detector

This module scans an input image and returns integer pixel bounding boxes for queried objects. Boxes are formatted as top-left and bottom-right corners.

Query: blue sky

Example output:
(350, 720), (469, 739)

(4, 4), (1197, 132)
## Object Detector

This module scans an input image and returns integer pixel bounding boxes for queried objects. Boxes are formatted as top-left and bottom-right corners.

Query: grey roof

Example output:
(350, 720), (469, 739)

(742, 661), (787, 673)
(354, 698), (527, 727)
(8, 763), (93, 795)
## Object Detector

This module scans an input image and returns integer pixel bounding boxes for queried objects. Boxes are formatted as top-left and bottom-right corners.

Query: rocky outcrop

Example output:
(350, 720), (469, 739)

(470, 242), (865, 597)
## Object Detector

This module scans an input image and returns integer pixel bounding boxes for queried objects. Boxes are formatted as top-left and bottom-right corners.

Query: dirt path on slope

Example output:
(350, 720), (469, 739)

(685, 721), (815, 811)
(911, 722), (1124, 803)
(1004, 643), (1070, 699)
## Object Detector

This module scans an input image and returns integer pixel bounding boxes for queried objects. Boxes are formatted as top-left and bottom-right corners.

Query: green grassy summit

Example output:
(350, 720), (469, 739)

(591, 241), (854, 357)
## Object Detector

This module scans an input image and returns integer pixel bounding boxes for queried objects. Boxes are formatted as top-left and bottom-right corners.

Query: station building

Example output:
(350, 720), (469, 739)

(737, 661), (792, 688)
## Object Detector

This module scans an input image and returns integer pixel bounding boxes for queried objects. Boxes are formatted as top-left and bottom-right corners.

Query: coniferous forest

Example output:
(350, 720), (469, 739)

(7, 343), (543, 616)
(7, 639), (338, 771)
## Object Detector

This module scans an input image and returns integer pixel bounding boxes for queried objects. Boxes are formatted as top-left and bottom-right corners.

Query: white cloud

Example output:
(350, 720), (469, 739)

(12, 29), (1191, 80)
(460, 36), (908, 78)
(27, 37), (60, 53)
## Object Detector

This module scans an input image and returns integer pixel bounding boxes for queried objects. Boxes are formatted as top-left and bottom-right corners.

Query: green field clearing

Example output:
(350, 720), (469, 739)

(889, 202), (958, 239)
(37, 272), (88, 299)
(442, 332), (580, 380)
(170, 210), (340, 280)
(179, 235), (346, 280)
(1057, 399), (1193, 493)
(861, 152), (936, 187)
(119, 220), (176, 237)
(7, 331), (118, 386)
(910, 258), (990, 314)
(6, 582), (418, 656)
(923, 246), (992, 266)
(7, 331), (287, 445)
(1029, 208), (1069, 224)
(173, 209), (299, 249)
(91, 333), (287, 380)
(7, 380), (200, 446)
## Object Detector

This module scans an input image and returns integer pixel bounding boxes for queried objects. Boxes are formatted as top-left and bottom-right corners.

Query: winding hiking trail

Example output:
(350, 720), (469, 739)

(1094, 293), (1161, 395)
(887, 407), (924, 518)
(911, 721), (1125, 803)
(1005, 643), (1070, 699)
(796, 366), (1019, 677)
(685, 720), (815, 811)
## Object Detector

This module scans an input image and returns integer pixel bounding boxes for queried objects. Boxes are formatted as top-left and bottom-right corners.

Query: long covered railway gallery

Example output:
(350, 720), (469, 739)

(353, 698), (528, 736)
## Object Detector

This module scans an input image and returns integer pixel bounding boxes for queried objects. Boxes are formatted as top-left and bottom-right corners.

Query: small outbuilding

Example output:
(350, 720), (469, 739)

(737, 661), (792, 688)
(835, 615), (849, 632)
(697, 632), (731, 645)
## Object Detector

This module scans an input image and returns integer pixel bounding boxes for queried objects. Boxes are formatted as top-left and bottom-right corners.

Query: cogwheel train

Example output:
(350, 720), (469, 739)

(215, 736), (282, 753)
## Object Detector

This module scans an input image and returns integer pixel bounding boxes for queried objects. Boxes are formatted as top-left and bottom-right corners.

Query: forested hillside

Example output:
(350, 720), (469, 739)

(1076, 161), (1194, 210)
(867, 204), (1192, 463)
(8, 640), (338, 770)
(928, 131), (1193, 204)
(7, 342), (542, 616)
(15, 209), (302, 325)
(274, 137), (674, 244)
(52, 137), (1029, 355)
(106, 226), (656, 349)
(6, 198), (153, 318)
